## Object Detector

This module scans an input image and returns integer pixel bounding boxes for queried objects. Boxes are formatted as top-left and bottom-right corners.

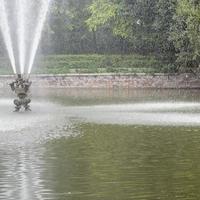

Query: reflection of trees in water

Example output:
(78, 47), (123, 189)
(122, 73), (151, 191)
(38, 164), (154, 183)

(43, 124), (200, 199)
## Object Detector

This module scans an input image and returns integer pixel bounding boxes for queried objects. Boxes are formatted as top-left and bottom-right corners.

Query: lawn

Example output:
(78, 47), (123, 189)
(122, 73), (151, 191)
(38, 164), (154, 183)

(0, 54), (168, 75)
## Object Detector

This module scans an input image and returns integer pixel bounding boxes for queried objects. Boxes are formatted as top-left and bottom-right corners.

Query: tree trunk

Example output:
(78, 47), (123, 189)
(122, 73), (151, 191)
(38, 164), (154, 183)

(92, 29), (98, 53)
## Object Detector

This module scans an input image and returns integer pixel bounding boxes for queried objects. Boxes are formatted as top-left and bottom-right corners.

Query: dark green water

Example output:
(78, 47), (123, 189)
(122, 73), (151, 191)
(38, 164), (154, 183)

(0, 89), (200, 199)
(42, 124), (200, 200)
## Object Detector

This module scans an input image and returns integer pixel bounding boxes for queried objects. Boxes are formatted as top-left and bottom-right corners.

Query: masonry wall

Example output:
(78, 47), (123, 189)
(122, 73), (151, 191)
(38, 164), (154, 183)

(0, 73), (199, 89)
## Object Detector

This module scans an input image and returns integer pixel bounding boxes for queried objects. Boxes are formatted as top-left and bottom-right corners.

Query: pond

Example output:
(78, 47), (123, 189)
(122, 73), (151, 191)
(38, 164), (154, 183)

(0, 88), (200, 200)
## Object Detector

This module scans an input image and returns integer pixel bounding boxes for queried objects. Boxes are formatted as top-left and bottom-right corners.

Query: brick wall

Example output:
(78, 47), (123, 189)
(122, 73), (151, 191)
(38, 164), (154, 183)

(0, 73), (199, 89)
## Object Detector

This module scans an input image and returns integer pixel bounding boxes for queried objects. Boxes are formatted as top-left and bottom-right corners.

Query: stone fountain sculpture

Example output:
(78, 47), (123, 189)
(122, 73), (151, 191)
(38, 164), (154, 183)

(9, 74), (32, 111)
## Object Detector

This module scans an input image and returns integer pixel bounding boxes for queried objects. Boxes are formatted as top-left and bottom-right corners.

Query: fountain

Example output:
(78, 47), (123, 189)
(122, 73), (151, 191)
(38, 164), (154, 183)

(0, 0), (50, 111)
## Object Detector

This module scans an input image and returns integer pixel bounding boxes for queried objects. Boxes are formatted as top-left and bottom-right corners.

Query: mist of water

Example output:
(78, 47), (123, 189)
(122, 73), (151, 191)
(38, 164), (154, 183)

(0, 0), (50, 75)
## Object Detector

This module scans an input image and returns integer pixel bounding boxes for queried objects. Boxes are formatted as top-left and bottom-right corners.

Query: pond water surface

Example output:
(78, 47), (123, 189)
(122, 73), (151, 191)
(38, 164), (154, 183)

(0, 89), (200, 200)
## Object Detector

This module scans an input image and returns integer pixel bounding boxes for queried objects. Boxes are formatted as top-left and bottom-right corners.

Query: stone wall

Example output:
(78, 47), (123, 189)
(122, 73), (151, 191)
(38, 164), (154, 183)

(0, 73), (199, 89)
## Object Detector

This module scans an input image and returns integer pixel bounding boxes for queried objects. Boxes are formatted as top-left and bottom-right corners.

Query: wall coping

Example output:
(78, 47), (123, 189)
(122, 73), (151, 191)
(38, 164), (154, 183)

(0, 73), (199, 78)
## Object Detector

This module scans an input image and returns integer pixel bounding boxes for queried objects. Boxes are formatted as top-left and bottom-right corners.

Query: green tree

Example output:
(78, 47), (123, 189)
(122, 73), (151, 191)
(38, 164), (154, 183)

(170, 0), (200, 71)
(153, 0), (177, 64)
(86, 0), (163, 54)
(48, 0), (95, 54)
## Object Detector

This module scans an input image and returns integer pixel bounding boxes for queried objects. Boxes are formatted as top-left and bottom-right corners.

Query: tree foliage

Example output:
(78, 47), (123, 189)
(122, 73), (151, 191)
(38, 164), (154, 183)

(171, 0), (200, 70)
(86, 0), (118, 31)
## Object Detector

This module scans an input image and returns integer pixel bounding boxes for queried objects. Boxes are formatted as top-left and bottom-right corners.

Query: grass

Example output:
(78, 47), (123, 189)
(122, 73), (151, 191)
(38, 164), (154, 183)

(0, 54), (167, 75)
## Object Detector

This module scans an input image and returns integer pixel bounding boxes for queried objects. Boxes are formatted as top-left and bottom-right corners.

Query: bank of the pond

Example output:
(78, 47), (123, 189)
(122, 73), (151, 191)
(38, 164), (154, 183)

(0, 73), (199, 89)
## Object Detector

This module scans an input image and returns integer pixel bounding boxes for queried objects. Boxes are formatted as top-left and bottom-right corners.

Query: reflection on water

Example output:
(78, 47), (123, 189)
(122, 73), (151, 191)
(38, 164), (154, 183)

(44, 124), (200, 200)
(0, 89), (199, 199)
(0, 147), (45, 199)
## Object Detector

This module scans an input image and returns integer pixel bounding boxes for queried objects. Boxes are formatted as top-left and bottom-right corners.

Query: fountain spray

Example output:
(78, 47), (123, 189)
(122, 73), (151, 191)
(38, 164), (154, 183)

(0, 0), (17, 74)
(17, 0), (26, 75)
(28, 0), (50, 74)
(0, 0), (51, 111)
